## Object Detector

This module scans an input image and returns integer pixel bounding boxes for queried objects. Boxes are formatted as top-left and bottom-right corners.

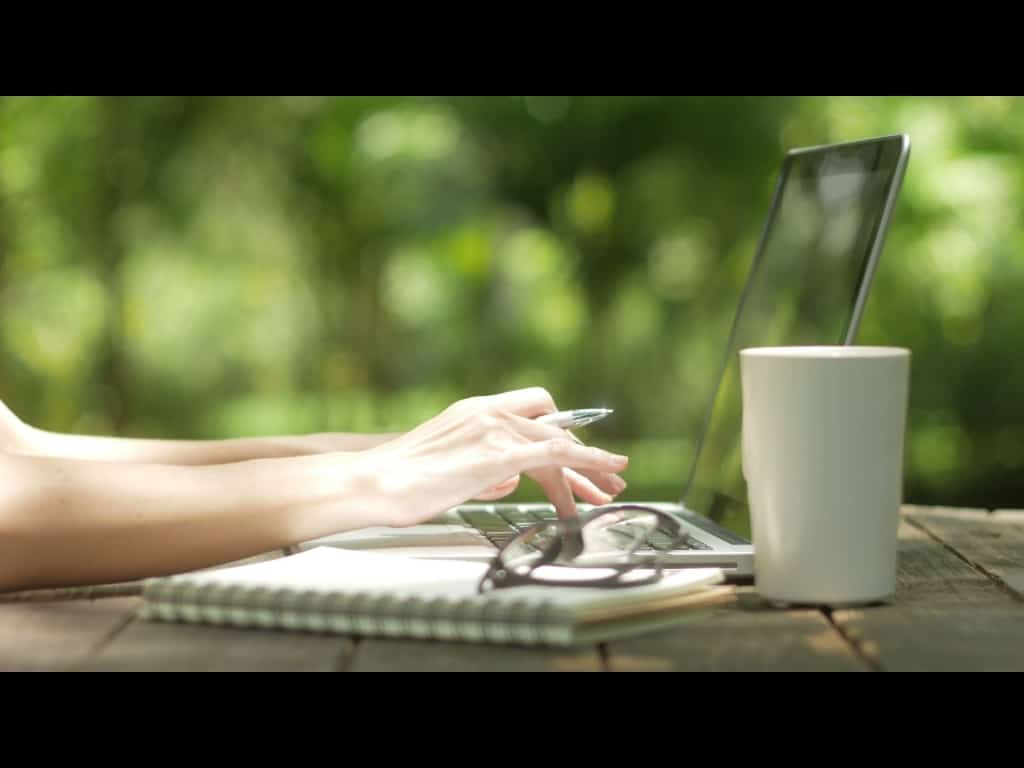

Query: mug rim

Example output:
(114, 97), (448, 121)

(740, 345), (910, 359)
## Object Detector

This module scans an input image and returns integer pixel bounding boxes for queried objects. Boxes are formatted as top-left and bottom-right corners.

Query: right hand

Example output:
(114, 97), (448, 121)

(356, 388), (629, 526)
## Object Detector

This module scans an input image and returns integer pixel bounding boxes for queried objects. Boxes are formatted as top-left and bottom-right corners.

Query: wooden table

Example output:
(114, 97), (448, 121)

(3, 505), (1022, 672)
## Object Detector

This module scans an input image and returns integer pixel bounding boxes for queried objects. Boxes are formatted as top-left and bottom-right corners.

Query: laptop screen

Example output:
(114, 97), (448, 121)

(682, 135), (910, 537)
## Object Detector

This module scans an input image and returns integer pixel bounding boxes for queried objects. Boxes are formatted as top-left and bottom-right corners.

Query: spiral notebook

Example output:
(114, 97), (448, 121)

(140, 547), (727, 647)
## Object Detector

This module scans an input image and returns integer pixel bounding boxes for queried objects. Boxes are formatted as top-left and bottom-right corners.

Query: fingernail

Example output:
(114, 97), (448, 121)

(613, 477), (627, 493)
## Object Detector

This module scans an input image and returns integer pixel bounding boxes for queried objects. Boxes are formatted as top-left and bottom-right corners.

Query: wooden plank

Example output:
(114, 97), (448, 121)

(994, 509), (1024, 519)
(606, 514), (1016, 673)
(69, 550), (342, 672)
(602, 514), (1004, 673)
(901, 504), (990, 520)
(81, 619), (354, 672)
(0, 582), (144, 603)
(349, 638), (603, 672)
(0, 597), (140, 672)
(603, 588), (866, 671)
(832, 605), (1024, 671)
(890, 519), (1013, 605)
(904, 506), (1024, 598)
(829, 509), (1024, 671)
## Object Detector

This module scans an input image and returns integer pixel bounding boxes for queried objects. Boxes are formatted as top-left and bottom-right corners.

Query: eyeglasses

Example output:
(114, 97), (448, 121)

(477, 504), (692, 593)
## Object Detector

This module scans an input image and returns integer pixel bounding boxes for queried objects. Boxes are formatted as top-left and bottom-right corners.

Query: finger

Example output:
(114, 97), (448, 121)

(528, 466), (577, 519)
(548, 428), (618, 493)
(481, 387), (558, 419)
(505, 412), (595, 445)
(507, 417), (626, 495)
(504, 418), (629, 480)
(509, 440), (629, 475)
(570, 467), (627, 496)
(564, 468), (614, 506)
(472, 475), (520, 501)
(557, 428), (626, 494)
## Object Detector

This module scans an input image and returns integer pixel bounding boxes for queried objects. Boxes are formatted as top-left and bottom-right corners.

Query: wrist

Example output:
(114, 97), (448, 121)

(261, 451), (396, 542)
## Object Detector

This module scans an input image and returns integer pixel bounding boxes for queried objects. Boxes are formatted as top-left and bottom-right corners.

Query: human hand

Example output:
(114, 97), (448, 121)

(355, 388), (629, 526)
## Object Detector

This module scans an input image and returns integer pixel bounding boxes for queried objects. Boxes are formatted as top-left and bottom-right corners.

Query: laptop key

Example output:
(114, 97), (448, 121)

(522, 505), (558, 521)
(681, 537), (711, 551)
(460, 508), (518, 535)
(496, 507), (545, 528)
(649, 531), (681, 549)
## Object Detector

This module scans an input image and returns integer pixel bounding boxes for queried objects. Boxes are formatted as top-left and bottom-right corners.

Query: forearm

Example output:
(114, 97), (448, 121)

(20, 426), (400, 465)
(0, 451), (382, 592)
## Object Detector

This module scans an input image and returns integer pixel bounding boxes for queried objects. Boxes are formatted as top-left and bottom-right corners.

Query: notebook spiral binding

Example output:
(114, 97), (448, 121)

(140, 577), (573, 646)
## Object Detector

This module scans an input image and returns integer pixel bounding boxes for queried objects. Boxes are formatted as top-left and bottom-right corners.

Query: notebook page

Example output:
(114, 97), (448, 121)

(170, 547), (488, 599)
(161, 547), (724, 611)
(481, 566), (726, 619)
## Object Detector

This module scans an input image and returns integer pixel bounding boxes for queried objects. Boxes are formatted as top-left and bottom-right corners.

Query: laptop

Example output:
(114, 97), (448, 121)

(302, 134), (911, 582)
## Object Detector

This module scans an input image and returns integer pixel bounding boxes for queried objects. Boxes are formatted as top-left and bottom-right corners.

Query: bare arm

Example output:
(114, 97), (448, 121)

(0, 392), (396, 465)
(19, 426), (400, 465)
(0, 450), (381, 592)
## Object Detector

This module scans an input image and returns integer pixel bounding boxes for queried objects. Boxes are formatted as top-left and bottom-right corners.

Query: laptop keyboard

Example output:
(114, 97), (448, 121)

(457, 505), (712, 552)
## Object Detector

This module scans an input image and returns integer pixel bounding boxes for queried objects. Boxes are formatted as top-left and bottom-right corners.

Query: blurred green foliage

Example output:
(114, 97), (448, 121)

(1, 96), (1021, 509)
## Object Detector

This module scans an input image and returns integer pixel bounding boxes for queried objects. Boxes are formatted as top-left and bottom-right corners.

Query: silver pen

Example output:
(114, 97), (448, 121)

(535, 408), (614, 429)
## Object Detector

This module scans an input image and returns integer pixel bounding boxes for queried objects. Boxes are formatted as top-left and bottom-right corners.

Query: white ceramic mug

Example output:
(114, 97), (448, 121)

(740, 346), (911, 606)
